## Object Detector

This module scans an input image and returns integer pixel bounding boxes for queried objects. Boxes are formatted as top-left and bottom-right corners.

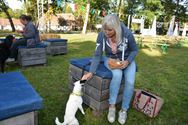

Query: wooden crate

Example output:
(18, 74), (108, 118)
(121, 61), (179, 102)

(45, 39), (67, 55)
(18, 48), (47, 67)
(46, 46), (67, 55)
(69, 64), (124, 111)
(0, 72), (43, 125)
(0, 111), (37, 125)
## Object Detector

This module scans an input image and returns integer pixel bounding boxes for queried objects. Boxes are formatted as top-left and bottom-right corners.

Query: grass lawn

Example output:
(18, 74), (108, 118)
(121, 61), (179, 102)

(5, 33), (188, 125)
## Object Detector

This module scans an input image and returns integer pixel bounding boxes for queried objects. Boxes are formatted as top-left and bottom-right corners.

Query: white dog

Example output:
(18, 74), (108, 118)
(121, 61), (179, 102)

(55, 80), (86, 125)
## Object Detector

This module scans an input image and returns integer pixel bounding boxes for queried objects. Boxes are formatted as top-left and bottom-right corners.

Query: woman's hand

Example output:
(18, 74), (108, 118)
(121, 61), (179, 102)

(81, 72), (93, 80)
(120, 60), (129, 69)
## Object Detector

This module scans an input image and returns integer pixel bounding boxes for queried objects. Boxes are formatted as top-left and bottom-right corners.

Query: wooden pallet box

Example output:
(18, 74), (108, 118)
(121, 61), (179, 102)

(0, 111), (38, 125)
(44, 38), (67, 55)
(46, 46), (67, 55)
(18, 46), (47, 67)
(0, 72), (43, 125)
(69, 58), (124, 111)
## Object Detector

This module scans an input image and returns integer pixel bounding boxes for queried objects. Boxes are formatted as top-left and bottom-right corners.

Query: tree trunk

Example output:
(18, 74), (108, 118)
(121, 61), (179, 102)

(118, 0), (122, 18)
(82, 0), (90, 34)
(0, 0), (15, 32)
(4, 9), (15, 32)
(176, 0), (180, 15)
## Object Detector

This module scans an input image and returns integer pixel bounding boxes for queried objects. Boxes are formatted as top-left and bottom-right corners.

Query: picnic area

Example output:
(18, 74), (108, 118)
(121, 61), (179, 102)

(0, 0), (188, 125)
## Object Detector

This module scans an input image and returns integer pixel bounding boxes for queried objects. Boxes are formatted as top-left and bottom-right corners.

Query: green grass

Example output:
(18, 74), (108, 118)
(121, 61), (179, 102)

(5, 33), (188, 125)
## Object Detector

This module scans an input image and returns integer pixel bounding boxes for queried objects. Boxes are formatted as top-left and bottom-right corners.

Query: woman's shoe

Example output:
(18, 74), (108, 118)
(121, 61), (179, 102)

(118, 109), (127, 125)
(107, 107), (116, 123)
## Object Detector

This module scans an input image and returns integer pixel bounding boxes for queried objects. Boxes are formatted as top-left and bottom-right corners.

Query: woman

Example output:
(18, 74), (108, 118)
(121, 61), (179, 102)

(10, 14), (40, 60)
(82, 14), (138, 124)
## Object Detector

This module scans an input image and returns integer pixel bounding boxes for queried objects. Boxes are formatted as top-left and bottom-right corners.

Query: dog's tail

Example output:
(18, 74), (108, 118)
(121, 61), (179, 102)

(55, 117), (62, 125)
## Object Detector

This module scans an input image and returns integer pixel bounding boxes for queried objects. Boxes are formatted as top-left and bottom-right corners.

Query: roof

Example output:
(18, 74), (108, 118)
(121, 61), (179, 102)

(57, 13), (75, 21)
(39, 13), (75, 26)
(0, 18), (23, 26)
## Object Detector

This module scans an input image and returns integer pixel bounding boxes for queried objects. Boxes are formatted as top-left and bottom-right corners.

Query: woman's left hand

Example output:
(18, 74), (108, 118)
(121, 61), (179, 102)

(120, 60), (129, 69)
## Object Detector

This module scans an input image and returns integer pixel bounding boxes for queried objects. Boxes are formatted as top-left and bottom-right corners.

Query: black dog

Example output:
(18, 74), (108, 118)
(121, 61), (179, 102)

(0, 35), (15, 73)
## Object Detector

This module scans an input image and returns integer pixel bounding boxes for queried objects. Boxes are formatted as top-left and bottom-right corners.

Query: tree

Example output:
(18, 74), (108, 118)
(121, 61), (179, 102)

(161, 0), (188, 22)
(0, 8), (23, 18)
(45, 6), (54, 32)
(82, 0), (90, 34)
(0, 0), (15, 31)
(138, 0), (164, 25)
(117, 0), (123, 17)
(121, 0), (143, 28)
(73, 0), (109, 32)
(23, 0), (38, 21)
(58, 17), (67, 26)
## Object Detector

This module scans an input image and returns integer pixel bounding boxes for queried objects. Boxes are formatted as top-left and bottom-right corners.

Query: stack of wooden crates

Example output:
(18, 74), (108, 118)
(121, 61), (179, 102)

(69, 58), (124, 112)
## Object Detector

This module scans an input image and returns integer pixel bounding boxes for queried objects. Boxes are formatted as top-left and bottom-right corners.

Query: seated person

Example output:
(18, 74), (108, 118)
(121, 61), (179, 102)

(82, 14), (138, 124)
(10, 14), (40, 60)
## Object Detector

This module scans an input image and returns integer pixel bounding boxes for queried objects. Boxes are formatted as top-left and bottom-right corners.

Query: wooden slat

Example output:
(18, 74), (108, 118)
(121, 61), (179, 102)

(83, 93), (123, 111)
(0, 111), (36, 125)
(48, 42), (67, 46)
(19, 54), (46, 61)
(83, 84), (124, 101)
(18, 48), (46, 56)
(87, 74), (110, 90)
(19, 58), (47, 66)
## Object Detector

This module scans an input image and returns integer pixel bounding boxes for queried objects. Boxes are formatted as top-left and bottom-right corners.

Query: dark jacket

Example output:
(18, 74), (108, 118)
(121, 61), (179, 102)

(22, 21), (40, 43)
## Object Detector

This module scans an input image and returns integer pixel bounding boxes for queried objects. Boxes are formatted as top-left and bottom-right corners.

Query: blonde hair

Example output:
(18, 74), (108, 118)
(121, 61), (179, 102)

(102, 14), (122, 43)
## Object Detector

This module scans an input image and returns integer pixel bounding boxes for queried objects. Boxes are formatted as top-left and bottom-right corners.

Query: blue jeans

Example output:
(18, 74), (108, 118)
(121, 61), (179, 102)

(10, 38), (27, 59)
(103, 57), (136, 110)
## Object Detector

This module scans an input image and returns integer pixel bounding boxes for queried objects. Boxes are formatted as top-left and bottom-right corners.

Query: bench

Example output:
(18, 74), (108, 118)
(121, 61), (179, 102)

(18, 43), (47, 67)
(69, 57), (124, 113)
(0, 71), (43, 125)
(43, 38), (68, 55)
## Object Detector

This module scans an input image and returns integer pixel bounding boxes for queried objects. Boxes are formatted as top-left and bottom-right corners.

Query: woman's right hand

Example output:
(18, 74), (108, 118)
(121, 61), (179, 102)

(81, 72), (93, 80)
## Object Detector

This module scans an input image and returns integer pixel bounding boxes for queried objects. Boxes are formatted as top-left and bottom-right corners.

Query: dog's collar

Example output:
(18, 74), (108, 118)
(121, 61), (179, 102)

(71, 92), (83, 96)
